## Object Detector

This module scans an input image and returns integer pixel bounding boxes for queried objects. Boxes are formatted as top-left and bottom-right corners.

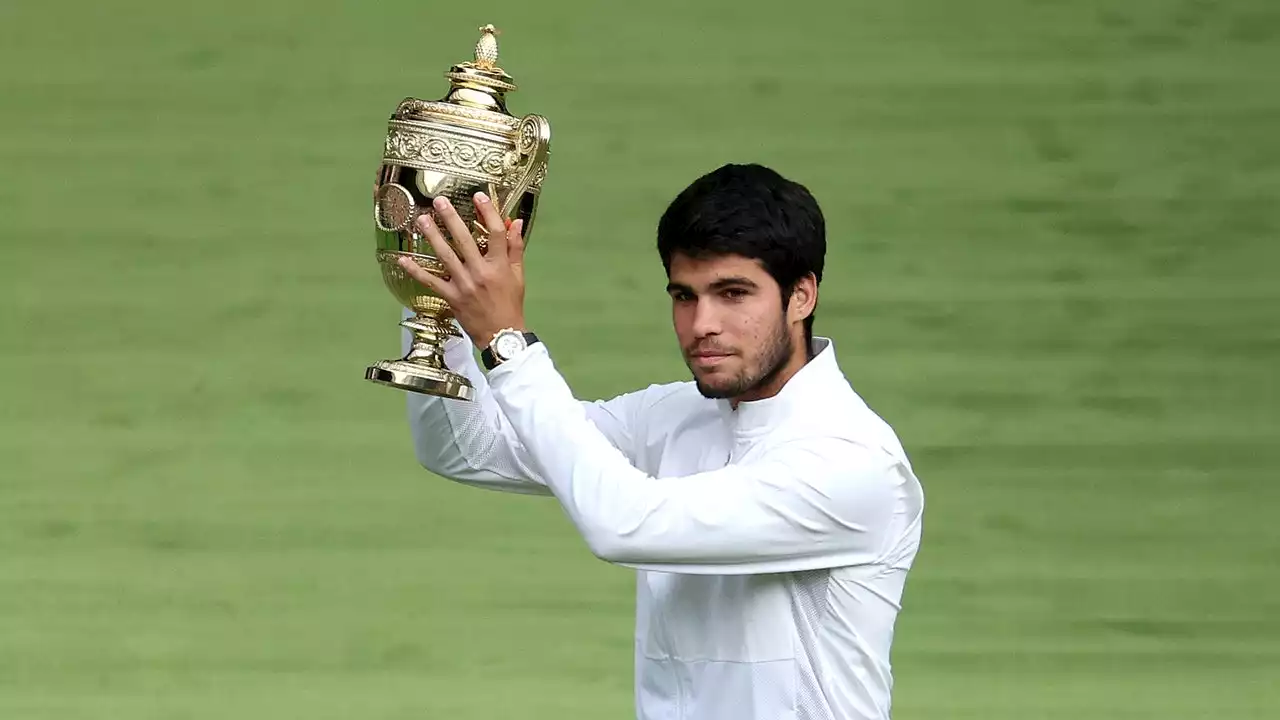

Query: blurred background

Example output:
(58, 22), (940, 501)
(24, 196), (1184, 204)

(2, 0), (1278, 717)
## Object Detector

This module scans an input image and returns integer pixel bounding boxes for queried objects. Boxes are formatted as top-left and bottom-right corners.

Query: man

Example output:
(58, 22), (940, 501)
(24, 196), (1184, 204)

(396, 164), (925, 720)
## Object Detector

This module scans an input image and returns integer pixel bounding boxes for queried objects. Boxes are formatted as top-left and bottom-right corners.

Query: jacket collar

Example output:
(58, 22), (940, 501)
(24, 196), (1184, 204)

(720, 337), (844, 438)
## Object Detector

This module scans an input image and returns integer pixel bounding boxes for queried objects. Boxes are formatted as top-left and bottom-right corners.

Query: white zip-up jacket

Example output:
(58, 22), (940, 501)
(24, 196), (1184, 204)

(406, 323), (925, 720)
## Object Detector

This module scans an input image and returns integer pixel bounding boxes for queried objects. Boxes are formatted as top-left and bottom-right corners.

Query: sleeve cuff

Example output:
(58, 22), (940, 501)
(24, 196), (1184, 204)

(485, 340), (551, 384)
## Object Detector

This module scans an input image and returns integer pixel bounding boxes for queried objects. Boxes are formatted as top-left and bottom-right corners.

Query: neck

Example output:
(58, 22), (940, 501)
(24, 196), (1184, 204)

(729, 331), (812, 408)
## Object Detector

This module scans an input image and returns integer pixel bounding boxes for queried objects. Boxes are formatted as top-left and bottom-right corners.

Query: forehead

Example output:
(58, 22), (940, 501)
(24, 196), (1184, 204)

(668, 252), (775, 287)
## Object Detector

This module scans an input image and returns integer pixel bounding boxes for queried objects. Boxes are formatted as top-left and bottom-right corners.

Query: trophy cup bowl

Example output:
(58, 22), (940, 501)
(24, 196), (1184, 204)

(365, 24), (551, 400)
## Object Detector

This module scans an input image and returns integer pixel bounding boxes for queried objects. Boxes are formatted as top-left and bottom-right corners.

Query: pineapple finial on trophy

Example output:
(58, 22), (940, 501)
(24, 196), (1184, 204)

(474, 24), (500, 69)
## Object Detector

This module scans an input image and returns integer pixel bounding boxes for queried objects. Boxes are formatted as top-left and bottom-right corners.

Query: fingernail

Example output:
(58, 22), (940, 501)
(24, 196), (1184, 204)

(433, 196), (449, 210)
(475, 192), (489, 204)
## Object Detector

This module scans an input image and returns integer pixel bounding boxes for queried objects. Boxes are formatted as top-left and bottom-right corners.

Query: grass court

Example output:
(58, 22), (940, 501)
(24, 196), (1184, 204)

(2, 0), (1278, 717)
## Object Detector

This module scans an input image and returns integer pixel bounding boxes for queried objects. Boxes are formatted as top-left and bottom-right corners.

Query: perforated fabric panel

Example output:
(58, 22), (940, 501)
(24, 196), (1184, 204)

(791, 569), (835, 720)
(441, 386), (545, 484)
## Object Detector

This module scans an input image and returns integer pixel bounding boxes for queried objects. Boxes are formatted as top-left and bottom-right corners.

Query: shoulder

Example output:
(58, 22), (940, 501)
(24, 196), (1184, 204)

(795, 377), (913, 468)
(765, 433), (900, 479)
(764, 433), (919, 530)
(761, 385), (917, 499)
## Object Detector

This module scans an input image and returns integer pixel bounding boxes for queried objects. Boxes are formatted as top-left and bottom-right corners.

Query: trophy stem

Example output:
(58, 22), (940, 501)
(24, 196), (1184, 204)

(402, 314), (454, 367)
(365, 313), (475, 400)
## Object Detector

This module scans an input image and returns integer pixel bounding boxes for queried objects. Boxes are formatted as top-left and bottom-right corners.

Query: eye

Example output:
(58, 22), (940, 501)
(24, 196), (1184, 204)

(722, 287), (749, 300)
(670, 290), (695, 302)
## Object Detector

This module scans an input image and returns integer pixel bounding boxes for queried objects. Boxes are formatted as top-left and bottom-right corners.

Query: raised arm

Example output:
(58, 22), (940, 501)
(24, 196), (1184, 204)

(484, 343), (924, 574)
(404, 312), (643, 495)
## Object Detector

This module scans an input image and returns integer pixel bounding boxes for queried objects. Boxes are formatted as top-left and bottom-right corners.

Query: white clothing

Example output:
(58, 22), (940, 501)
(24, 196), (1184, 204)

(405, 323), (925, 720)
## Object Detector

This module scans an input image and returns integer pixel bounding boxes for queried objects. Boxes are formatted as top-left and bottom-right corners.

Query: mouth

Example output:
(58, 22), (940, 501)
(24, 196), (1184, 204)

(688, 351), (734, 369)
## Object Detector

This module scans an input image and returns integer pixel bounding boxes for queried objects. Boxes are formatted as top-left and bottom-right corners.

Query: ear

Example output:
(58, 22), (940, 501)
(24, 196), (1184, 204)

(788, 273), (818, 323)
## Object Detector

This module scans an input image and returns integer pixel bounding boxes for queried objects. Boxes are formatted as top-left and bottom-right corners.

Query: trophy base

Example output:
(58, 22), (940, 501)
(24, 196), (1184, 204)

(365, 360), (475, 400)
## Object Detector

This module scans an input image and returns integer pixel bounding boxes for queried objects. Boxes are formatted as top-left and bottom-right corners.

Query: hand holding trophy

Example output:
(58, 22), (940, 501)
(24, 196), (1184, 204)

(365, 24), (551, 400)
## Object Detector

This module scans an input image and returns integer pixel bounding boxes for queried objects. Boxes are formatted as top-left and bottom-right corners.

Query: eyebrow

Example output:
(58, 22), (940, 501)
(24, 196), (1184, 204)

(709, 276), (759, 290)
(666, 276), (761, 295)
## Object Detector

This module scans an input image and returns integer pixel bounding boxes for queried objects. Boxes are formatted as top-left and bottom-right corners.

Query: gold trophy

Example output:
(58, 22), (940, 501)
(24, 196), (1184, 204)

(365, 24), (551, 400)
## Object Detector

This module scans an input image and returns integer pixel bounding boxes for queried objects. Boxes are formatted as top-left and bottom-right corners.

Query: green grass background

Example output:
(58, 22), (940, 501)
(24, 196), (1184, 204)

(3, 0), (1279, 717)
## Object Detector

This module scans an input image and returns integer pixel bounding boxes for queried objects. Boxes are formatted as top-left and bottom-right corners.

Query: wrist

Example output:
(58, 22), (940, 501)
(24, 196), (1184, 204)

(472, 320), (526, 351)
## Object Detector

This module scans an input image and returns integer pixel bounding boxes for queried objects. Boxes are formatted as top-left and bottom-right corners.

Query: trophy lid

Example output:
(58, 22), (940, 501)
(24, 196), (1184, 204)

(439, 24), (518, 115)
(390, 24), (530, 134)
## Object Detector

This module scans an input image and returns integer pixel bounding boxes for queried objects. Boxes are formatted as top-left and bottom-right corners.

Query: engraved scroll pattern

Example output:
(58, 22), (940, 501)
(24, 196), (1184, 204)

(383, 129), (514, 181)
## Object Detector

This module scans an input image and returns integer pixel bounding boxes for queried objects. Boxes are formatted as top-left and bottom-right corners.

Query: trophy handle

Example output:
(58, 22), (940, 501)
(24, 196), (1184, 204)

(498, 114), (552, 225)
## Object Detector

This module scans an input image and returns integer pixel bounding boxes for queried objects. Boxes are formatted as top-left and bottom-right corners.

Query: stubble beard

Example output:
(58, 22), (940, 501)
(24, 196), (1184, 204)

(691, 319), (794, 400)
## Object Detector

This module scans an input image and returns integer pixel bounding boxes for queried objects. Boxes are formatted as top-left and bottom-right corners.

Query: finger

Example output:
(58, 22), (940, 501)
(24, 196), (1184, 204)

(507, 218), (526, 266)
(473, 191), (508, 260)
(397, 255), (454, 301)
(433, 196), (484, 266)
(416, 212), (465, 280)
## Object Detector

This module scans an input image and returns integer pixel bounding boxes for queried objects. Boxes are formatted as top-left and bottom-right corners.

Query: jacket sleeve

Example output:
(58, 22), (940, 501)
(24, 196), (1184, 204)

(485, 342), (918, 574)
(404, 315), (644, 496)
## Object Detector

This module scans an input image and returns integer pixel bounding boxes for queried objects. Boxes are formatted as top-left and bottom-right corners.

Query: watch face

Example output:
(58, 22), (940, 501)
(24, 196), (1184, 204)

(494, 332), (526, 360)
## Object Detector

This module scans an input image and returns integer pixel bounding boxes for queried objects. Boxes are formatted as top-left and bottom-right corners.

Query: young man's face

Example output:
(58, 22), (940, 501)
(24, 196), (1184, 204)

(666, 252), (800, 400)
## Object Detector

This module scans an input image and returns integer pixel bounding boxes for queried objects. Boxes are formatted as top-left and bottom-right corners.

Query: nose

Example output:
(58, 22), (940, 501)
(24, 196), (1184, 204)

(691, 297), (721, 338)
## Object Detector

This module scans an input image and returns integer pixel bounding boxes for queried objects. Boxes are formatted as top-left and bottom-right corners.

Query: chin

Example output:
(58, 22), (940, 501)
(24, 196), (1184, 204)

(692, 373), (740, 400)
(695, 382), (735, 400)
